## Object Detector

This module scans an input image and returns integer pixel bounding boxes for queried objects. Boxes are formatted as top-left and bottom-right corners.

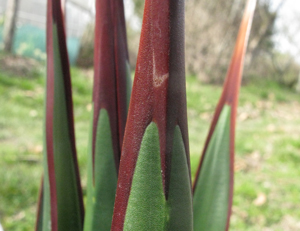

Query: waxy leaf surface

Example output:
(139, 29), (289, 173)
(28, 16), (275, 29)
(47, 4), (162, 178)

(112, 1), (192, 229)
(193, 1), (257, 230)
(84, 0), (130, 230)
(39, 0), (84, 230)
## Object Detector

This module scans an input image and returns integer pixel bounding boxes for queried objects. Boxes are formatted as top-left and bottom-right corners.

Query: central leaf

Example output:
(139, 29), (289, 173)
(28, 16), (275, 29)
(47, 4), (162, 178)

(124, 122), (166, 230)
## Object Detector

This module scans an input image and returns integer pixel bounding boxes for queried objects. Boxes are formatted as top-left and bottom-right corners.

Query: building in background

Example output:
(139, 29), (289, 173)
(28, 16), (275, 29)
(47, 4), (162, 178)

(0, 0), (94, 64)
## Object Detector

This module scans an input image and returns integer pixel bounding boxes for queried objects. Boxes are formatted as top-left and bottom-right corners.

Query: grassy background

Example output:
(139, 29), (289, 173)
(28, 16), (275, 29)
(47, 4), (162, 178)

(0, 60), (299, 230)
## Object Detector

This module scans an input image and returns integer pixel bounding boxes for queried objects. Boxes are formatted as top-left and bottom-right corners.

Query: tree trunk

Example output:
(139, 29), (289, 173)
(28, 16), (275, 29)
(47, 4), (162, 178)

(76, 22), (94, 68)
(3, 0), (20, 53)
(296, 71), (300, 93)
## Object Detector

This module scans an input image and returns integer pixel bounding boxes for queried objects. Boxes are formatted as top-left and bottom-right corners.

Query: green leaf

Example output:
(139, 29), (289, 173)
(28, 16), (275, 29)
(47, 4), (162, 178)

(84, 108), (118, 231)
(83, 107), (95, 231)
(112, 1), (189, 228)
(42, 161), (51, 231)
(35, 186), (44, 231)
(49, 24), (83, 231)
(40, 4), (84, 226)
(125, 61), (132, 110)
(192, 1), (256, 230)
(84, 1), (130, 230)
(124, 122), (166, 230)
(193, 105), (231, 231)
(167, 126), (193, 230)
(123, 123), (193, 231)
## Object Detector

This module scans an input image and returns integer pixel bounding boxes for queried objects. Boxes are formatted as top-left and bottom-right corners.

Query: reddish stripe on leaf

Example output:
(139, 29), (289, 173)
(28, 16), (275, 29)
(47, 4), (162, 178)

(225, 1), (256, 228)
(93, 0), (116, 169)
(112, 0), (129, 150)
(46, 1), (57, 229)
(53, 0), (84, 217)
(46, 0), (84, 228)
(192, 0), (256, 230)
(92, 0), (129, 173)
(35, 178), (44, 231)
(112, 0), (189, 229)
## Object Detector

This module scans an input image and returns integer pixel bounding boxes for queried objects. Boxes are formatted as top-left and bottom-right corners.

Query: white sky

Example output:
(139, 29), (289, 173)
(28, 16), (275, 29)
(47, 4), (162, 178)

(272, 0), (300, 62)
(124, 0), (141, 30)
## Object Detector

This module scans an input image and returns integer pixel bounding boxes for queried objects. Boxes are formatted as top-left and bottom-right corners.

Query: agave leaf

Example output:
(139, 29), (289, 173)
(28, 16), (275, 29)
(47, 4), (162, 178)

(123, 123), (166, 230)
(112, 0), (192, 230)
(192, 0), (257, 230)
(167, 125), (193, 230)
(39, 0), (84, 230)
(35, 179), (44, 231)
(122, 123), (193, 231)
(83, 0), (130, 230)
(193, 106), (231, 231)
(84, 109), (118, 231)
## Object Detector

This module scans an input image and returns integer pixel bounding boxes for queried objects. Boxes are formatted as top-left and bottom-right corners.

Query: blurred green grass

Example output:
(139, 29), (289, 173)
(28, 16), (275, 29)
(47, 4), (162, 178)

(0, 67), (300, 230)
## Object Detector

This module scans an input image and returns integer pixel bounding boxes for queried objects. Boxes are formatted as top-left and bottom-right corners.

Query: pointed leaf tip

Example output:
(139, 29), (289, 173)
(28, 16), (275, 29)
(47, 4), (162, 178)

(193, 1), (257, 230)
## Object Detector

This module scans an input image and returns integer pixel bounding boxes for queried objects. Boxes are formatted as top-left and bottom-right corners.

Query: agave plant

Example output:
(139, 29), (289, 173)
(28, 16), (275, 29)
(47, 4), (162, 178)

(36, 0), (256, 230)
(193, 0), (256, 230)
(37, 0), (84, 230)
(112, 0), (193, 229)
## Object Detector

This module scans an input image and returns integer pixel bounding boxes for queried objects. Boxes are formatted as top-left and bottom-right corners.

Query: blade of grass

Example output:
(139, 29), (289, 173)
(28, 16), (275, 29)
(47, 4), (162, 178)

(192, 1), (257, 230)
